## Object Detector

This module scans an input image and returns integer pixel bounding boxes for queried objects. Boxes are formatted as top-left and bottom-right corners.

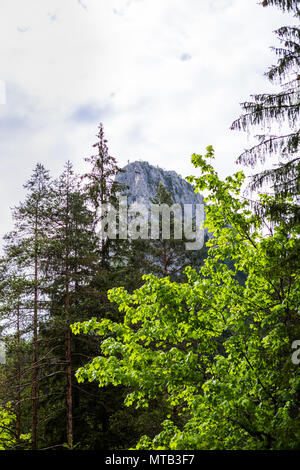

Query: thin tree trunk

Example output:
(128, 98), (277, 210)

(16, 304), (21, 441)
(32, 226), (38, 450)
(66, 327), (73, 450)
(65, 191), (73, 450)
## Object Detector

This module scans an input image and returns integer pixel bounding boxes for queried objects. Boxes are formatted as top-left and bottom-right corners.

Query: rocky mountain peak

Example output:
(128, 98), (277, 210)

(116, 160), (203, 207)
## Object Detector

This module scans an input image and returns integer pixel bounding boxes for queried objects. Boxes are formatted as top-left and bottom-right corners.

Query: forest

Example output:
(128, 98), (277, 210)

(0, 0), (299, 451)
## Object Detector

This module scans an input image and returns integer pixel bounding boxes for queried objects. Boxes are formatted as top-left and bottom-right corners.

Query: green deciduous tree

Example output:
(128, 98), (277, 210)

(0, 403), (30, 450)
(72, 147), (300, 450)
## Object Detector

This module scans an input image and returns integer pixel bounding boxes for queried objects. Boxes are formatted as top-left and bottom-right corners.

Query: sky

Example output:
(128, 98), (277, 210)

(0, 0), (294, 243)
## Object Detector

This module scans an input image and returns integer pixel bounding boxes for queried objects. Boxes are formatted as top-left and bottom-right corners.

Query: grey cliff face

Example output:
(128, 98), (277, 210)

(115, 160), (203, 207)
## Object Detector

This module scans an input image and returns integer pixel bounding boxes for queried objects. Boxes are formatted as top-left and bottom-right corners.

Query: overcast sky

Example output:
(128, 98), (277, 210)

(0, 0), (293, 242)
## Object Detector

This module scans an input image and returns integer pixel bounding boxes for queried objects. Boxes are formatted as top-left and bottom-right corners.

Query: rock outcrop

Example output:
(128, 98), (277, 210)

(115, 160), (203, 207)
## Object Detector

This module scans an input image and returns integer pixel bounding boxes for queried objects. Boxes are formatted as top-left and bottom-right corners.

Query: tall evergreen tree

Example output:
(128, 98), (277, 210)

(40, 161), (99, 449)
(82, 122), (127, 268)
(2, 164), (51, 449)
(0, 261), (31, 445)
(231, 0), (299, 224)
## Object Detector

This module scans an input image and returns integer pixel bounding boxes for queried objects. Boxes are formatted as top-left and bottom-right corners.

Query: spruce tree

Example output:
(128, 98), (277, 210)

(82, 122), (128, 268)
(1, 164), (51, 449)
(231, 0), (299, 224)
(40, 161), (99, 449)
(0, 260), (32, 446)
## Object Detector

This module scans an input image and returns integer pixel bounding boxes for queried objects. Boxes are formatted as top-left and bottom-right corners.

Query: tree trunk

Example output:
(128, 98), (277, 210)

(31, 228), (38, 450)
(16, 304), (21, 441)
(66, 326), (73, 450)
(65, 249), (73, 449)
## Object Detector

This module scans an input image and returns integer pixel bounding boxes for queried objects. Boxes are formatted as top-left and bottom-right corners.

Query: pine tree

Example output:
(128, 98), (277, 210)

(41, 161), (99, 450)
(231, 0), (299, 224)
(82, 122), (128, 268)
(2, 164), (51, 449)
(0, 260), (31, 445)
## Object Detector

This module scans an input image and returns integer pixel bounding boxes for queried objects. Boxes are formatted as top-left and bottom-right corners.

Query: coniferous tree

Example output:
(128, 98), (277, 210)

(82, 122), (127, 268)
(0, 260), (32, 445)
(40, 161), (99, 449)
(1, 164), (51, 449)
(231, 0), (300, 225)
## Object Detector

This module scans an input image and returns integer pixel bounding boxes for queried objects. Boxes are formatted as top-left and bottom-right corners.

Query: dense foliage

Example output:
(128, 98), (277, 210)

(0, 0), (299, 451)
(0, 125), (207, 450)
(0, 404), (30, 450)
(72, 146), (300, 450)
